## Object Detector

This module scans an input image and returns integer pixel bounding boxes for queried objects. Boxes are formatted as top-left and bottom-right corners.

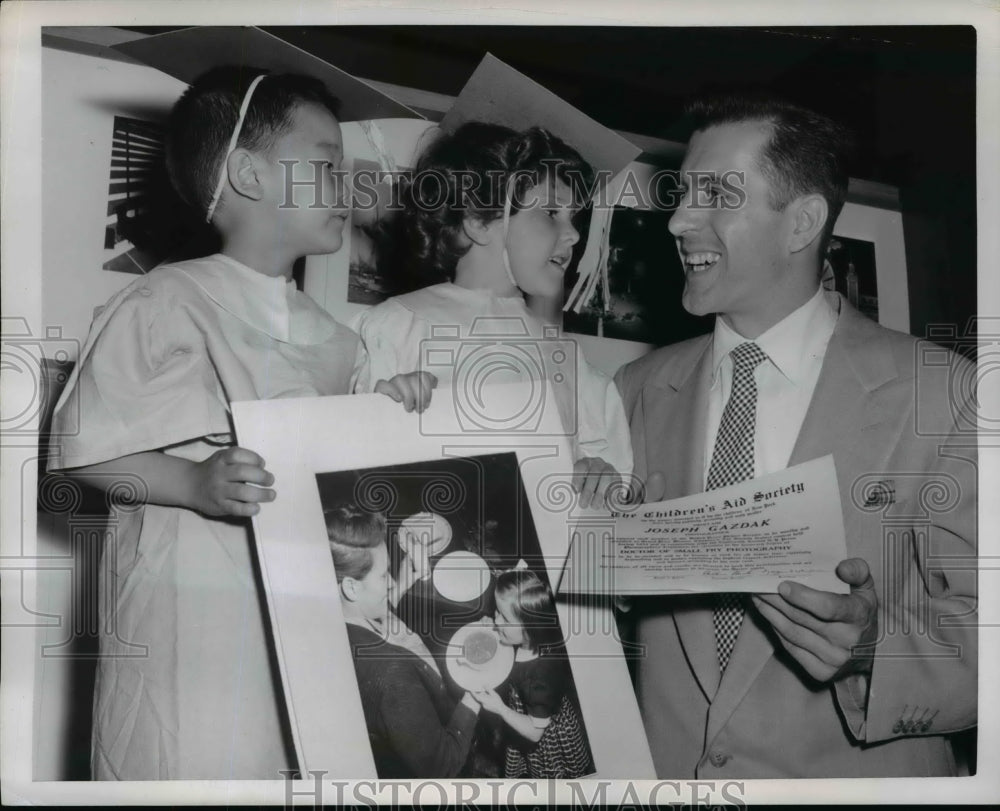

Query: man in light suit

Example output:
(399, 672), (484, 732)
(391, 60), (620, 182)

(613, 96), (977, 777)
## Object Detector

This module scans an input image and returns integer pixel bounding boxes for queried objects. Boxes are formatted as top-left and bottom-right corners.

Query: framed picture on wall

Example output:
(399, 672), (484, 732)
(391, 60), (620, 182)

(346, 157), (416, 306)
(304, 118), (437, 326)
(558, 159), (711, 377)
(100, 115), (219, 277)
(231, 382), (655, 779)
(826, 201), (909, 333)
(561, 194), (911, 377)
(562, 205), (713, 348)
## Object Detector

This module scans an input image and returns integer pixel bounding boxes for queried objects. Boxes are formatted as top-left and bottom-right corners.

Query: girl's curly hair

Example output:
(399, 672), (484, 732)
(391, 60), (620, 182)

(377, 122), (594, 292)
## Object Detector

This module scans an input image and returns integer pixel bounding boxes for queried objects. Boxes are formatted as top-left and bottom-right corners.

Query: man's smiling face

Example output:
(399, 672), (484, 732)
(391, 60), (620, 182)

(669, 120), (797, 337)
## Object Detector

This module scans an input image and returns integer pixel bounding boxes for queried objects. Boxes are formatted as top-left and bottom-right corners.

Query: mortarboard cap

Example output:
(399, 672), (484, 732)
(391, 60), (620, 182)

(114, 26), (424, 121)
(439, 53), (640, 183)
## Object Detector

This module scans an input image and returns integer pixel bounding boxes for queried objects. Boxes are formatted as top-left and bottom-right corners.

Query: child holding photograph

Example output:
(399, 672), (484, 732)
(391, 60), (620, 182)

(352, 121), (632, 497)
(472, 567), (594, 778)
(326, 504), (482, 778)
(47, 66), (431, 780)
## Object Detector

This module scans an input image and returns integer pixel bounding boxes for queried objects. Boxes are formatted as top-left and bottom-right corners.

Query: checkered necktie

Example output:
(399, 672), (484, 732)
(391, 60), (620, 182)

(708, 341), (768, 673)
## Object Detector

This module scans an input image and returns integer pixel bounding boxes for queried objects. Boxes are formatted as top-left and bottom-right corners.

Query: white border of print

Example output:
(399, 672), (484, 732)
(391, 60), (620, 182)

(231, 382), (654, 779)
(3, 1), (998, 806)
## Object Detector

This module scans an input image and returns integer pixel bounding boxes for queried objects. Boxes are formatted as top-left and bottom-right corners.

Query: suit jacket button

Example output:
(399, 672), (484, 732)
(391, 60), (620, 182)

(708, 750), (730, 767)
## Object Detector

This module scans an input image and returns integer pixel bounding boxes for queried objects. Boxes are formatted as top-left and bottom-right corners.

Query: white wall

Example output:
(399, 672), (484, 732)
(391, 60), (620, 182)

(42, 46), (186, 355)
(36, 45), (186, 781)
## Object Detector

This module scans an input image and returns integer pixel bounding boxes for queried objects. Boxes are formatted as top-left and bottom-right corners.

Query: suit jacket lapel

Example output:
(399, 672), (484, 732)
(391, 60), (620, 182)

(640, 337), (712, 501)
(705, 608), (775, 741)
(641, 339), (721, 700)
(790, 296), (900, 468)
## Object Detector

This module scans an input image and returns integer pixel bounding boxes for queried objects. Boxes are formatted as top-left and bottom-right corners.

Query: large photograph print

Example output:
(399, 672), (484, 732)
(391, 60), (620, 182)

(316, 452), (594, 778)
(231, 382), (653, 779)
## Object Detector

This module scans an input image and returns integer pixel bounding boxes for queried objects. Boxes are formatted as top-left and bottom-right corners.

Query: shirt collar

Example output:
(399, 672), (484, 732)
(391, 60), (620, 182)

(711, 286), (836, 385)
(345, 614), (387, 639)
(396, 283), (535, 336)
(177, 254), (338, 344)
(345, 612), (443, 676)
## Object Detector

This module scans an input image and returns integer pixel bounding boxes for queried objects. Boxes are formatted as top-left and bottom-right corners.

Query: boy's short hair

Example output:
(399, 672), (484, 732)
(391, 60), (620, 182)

(391, 121), (595, 286)
(165, 66), (341, 217)
(325, 503), (386, 583)
(684, 94), (854, 250)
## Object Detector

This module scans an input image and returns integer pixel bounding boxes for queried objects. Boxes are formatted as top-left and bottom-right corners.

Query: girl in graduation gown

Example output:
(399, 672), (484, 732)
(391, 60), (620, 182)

(352, 122), (632, 481)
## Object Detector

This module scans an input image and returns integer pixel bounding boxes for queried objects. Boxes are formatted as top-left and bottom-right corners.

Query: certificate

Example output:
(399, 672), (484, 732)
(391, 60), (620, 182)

(561, 455), (850, 596)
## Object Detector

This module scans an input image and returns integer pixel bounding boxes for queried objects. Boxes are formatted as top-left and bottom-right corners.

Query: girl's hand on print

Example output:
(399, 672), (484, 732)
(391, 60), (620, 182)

(374, 371), (438, 413)
(191, 446), (276, 518)
(470, 688), (507, 715)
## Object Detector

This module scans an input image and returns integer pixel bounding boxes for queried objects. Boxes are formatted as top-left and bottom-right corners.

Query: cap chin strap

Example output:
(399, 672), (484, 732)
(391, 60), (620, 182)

(500, 175), (518, 289)
(204, 74), (268, 224)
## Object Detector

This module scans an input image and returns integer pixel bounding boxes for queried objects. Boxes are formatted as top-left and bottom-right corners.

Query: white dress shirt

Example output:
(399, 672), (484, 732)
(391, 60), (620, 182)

(704, 286), (838, 486)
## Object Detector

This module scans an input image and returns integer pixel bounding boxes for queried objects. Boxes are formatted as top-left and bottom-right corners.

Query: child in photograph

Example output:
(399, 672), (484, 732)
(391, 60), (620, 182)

(47, 67), (432, 780)
(325, 504), (482, 778)
(473, 567), (594, 778)
(351, 122), (633, 497)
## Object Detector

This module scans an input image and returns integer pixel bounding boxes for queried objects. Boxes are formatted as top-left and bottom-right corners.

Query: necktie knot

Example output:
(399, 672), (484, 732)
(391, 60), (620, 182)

(730, 341), (768, 374)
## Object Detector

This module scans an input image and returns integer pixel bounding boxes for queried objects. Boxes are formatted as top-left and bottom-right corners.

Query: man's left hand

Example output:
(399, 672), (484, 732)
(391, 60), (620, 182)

(572, 456), (622, 509)
(751, 557), (878, 683)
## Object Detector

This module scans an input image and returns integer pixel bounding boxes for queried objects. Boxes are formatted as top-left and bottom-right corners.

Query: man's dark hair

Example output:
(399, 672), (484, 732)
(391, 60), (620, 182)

(685, 94), (854, 251)
(165, 66), (341, 217)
